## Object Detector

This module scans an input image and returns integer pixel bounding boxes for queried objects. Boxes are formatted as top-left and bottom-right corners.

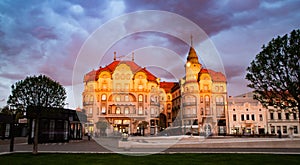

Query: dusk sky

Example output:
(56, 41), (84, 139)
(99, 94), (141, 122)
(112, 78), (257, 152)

(0, 0), (299, 108)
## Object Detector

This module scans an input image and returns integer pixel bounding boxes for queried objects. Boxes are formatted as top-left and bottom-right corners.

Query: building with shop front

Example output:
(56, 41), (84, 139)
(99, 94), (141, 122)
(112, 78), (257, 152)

(82, 40), (228, 136)
(228, 92), (299, 137)
(267, 104), (299, 137)
(228, 92), (267, 135)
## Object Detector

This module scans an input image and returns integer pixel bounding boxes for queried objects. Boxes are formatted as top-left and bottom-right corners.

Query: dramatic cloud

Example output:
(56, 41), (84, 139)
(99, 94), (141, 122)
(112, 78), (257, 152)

(0, 0), (299, 107)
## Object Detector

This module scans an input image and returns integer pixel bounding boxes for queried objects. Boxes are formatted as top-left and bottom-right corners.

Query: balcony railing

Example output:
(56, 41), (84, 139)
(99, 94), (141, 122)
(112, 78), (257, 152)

(150, 102), (160, 106)
(183, 102), (196, 106)
(83, 101), (94, 106)
(183, 114), (197, 118)
(216, 102), (225, 106)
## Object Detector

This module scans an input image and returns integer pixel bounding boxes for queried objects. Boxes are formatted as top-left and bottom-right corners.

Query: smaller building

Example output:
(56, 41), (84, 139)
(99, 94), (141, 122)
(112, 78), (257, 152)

(0, 114), (12, 139)
(26, 106), (83, 144)
(267, 105), (299, 137)
(228, 92), (267, 135)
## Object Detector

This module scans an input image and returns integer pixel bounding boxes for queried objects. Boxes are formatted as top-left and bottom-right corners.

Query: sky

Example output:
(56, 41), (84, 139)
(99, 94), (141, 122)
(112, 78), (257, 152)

(0, 0), (299, 108)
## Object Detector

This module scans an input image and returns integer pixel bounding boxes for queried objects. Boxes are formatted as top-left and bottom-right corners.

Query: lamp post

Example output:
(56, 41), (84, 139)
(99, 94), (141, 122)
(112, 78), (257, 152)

(9, 106), (16, 152)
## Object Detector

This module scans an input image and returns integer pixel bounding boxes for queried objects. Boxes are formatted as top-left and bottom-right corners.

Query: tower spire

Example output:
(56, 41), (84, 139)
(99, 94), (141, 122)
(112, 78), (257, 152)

(190, 34), (193, 47)
(132, 52), (134, 61)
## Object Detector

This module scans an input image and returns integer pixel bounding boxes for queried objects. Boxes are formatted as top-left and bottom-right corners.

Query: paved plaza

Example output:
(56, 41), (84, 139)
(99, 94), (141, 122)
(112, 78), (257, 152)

(1, 136), (300, 154)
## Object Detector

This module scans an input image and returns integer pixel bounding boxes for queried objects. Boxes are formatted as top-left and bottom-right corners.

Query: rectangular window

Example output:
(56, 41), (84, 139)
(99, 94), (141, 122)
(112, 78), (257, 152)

(125, 95), (129, 102)
(241, 114), (244, 121)
(285, 113), (290, 120)
(270, 113), (274, 120)
(251, 114), (255, 121)
(151, 108), (155, 115)
(271, 126), (275, 134)
(5, 124), (10, 138)
(259, 114), (263, 121)
(246, 114), (250, 120)
(124, 108), (129, 115)
(138, 107), (143, 115)
(89, 108), (93, 114)
(49, 120), (55, 140)
(294, 126), (298, 134)
(278, 113), (282, 120)
(293, 113), (297, 120)
(116, 96), (121, 102)
(277, 126), (281, 133)
(101, 106), (106, 114)
(233, 114), (236, 121)
(283, 126), (287, 133)
(168, 113), (171, 119)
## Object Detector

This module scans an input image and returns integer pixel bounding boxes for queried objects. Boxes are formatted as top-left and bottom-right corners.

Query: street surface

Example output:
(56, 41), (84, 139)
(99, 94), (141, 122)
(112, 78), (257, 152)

(1, 136), (300, 154)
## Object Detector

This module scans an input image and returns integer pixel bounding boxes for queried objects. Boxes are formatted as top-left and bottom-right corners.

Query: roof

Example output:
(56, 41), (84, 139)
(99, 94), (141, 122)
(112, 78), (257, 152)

(84, 60), (158, 82)
(199, 69), (226, 82)
(187, 46), (199, 64)
(160, 82), (177, 93)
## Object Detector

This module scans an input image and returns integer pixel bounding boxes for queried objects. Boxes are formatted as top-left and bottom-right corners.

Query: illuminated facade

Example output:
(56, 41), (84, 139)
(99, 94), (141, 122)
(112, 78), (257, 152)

(83, 43), (228, 136)
(172, 46), (228, 136)
(228, 92), (299, 136)
(228, 92), (268, 135)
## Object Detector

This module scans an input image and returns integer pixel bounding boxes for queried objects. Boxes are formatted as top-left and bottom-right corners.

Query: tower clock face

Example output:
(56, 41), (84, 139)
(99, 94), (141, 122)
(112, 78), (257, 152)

(186, 62), (191, 67)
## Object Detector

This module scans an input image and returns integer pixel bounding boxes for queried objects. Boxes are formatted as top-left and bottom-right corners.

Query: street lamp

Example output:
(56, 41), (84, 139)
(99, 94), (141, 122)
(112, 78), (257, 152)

(9, 105), (17, 152)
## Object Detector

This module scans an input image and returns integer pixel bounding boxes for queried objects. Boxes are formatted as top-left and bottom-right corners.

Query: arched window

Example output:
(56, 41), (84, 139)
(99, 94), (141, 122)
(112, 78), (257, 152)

(101, 94), (107, 101)
(138, 95), (143, 102)
(205, 96), (210, 102)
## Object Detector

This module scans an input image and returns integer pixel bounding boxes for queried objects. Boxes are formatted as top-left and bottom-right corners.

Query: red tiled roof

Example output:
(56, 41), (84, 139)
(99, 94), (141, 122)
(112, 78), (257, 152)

(207, 69), (226, 82)
(199, 68), (226, 82)
(84, 60), (158, 82)
(160, 82), (177, 93)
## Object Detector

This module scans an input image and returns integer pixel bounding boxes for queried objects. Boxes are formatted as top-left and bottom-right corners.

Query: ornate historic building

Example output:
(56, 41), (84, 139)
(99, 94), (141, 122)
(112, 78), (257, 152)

(171, 45), (228, 136)
(83, 42), (228, 136)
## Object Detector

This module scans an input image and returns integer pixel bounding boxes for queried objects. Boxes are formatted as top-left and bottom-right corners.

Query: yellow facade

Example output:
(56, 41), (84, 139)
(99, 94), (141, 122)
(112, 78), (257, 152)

(83, 45), (228, 136)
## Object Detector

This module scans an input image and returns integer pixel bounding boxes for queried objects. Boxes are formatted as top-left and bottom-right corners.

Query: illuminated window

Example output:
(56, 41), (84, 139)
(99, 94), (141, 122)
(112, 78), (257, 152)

(138, 107), (143, 115)
(124, 107), (129, 115)
(125, 95), (129, 101)
(220, 86), (224, 92)
(116, 107), (121, 114)
(115, 95), (121, 102)
(151, 108), (155, 115)
(90, 96), (94, 102)
(101, 106), (106, 114)
(138, 95), (143, 102)
(102, 83), (107, 90)
(138, 84), (143, 90)
(101, 94), (107, 101)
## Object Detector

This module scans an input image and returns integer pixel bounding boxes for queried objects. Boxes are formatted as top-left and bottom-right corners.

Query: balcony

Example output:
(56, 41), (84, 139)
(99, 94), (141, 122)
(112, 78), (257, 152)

(83, 101), (94, 106)
(150, 114), (159, 118)
(150, 102), (160, 106)
(183, 114), (197, 118)
(216, 102), (224, 106)
(183, 102), (196, 106)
